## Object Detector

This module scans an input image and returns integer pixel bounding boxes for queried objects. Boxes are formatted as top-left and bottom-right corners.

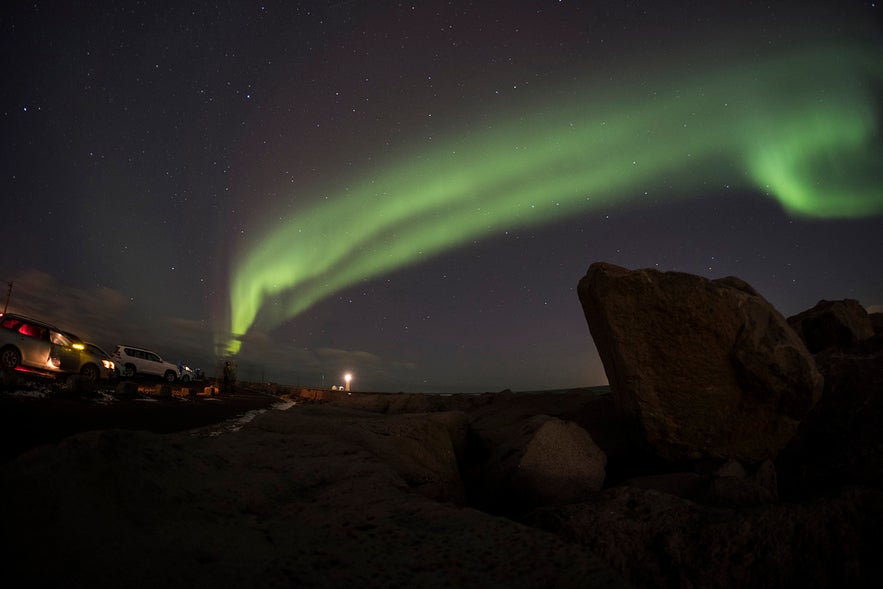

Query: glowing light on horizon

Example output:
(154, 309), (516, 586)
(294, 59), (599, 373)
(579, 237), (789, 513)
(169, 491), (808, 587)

(221, 42), (883, 355)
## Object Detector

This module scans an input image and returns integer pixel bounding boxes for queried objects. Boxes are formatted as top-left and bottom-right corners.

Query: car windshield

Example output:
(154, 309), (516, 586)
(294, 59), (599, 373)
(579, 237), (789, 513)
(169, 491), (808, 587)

(85, 344), (108, 358)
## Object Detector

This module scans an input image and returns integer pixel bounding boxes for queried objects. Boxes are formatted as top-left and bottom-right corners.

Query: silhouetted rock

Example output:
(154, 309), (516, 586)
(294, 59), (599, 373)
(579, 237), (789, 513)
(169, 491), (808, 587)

(787, 299), (875, 353)
(577, 262), (822, 463)
(777, 335), (883, 494)
(621, 459), (777, 508)
(0, 406), (628, 588)
(621, 471), (709, 498)
(251, 405), (468, 504)
(527, 485), (883, 589)
(870, 312), (883, 336)
(468, 414), (606, 514)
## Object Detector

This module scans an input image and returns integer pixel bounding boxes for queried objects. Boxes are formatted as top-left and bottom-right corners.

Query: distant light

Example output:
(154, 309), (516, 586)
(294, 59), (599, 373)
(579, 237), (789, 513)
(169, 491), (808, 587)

(344, 372), (352, 392)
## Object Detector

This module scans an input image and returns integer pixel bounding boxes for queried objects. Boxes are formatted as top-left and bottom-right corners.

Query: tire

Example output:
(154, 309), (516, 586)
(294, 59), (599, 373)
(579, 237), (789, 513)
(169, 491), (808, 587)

(164, 370), (176, 383)
(124, 364), (136, 378)
(1, 346), (22, 369)
(81, 363), (100, 381)
(182, 375), (190, 383)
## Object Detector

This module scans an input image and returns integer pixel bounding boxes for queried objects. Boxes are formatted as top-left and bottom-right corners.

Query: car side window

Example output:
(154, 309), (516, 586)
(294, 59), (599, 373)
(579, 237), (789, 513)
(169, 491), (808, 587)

(18, 322), (49, 340)
(50, 331), (70, 346)
(148, 353), (160, 362)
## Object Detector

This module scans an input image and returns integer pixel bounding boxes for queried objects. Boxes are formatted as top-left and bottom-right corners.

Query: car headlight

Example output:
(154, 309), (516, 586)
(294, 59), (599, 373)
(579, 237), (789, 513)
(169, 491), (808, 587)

(102, 360), (114, 369)
(72, 343), (85, 350)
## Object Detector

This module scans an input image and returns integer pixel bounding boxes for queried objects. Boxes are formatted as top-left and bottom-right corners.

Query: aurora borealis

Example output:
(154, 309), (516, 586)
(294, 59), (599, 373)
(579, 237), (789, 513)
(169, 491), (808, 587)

(4, 0), (882, 392)
(224, 40), (883, 355)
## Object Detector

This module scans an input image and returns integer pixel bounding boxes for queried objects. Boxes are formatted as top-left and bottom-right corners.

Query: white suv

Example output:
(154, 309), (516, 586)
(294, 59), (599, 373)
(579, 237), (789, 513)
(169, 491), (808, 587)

(113, 345), (180, 382)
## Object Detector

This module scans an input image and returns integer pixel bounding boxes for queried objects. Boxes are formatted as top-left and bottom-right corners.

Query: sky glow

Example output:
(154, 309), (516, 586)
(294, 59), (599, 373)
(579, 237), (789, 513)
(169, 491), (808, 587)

(223, 42), (883, 355)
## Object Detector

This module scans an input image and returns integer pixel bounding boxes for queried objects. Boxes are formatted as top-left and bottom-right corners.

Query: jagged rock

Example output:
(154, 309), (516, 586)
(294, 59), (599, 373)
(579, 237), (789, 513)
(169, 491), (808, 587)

(577, 262), (822, 463)
(621, 460), (777, 508)
(469, 414), (607, 514)
(697, 475), (777, 507)
(748, 460), (779, 501)
(787, 299), (875, 353)
(1, 413), (628, 588)
(777, 336), (883, 494)
(350, 411), (469, 503)
(526, 485), (883, 589)
(870, 312), (883, 336)
(621, 471), (709, 498)
(251, 405), (468, 504)
(708, 459), (747, 479)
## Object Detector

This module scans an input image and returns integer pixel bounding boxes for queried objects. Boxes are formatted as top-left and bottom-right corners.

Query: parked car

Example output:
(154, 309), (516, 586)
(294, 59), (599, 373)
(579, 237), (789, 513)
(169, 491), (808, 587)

(113, 345), (180, 382)
(0, 312), (82, 375)
(57, 332), (119, 382)
(179, 365), (201, 382)
(77, 341), (117, 381)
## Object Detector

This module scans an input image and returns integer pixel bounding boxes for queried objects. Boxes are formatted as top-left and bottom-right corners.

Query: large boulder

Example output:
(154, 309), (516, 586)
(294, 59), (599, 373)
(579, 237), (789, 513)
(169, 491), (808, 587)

(870, 312), (883, 336)
(1, 411), (629, 588)
(787, 299), (875, 353)
(527, 484), (883, 589)
(251, 405), (468, 504)
(577, 262), (822, 463)
(468, 414), (607, 514)
(777, 336), (883, 494)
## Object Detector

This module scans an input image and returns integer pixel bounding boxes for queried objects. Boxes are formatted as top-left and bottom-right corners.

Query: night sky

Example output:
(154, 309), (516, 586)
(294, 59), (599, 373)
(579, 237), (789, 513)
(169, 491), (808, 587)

(2, 1), (881, 393)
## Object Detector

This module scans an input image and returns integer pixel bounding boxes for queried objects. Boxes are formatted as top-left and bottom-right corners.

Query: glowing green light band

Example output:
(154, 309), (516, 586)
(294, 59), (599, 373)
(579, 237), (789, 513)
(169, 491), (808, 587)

(222, 43), (882, 354)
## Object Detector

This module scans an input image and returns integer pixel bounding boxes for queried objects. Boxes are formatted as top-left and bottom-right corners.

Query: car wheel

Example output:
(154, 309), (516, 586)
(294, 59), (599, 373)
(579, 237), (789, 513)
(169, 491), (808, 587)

(164, 370), (176, 383)
(1, 346), (22, 369)
(81, 363), (100, 381)
(182, 375), (190, 383)
(124, 364), (136, 378)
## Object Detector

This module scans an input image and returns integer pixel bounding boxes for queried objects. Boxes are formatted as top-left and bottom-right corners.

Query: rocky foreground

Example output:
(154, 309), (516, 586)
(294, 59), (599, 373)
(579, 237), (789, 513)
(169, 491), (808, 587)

(2, 262), (882, 588)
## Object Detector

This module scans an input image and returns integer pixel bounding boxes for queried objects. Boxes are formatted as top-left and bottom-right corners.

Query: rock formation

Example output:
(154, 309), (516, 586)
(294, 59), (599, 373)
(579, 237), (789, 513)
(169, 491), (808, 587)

(526, 485), (883, 589)
(779, 299), (883, 493)
(0, 405), (628, 588)
(787, 298), (875, 353)
(3, 263), (881, 588)
(467, 414), (607, 514)
(577, 262), (822, 463)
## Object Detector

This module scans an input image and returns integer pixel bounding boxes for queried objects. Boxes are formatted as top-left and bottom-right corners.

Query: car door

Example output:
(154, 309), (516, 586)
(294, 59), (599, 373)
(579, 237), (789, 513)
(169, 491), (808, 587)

(49, 330), (82, 373)
(146, 351), (163, 376)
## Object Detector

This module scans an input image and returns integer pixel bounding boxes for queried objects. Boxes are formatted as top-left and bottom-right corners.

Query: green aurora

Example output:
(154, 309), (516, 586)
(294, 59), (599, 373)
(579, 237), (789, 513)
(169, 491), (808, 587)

(222, 42), (883, 355)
